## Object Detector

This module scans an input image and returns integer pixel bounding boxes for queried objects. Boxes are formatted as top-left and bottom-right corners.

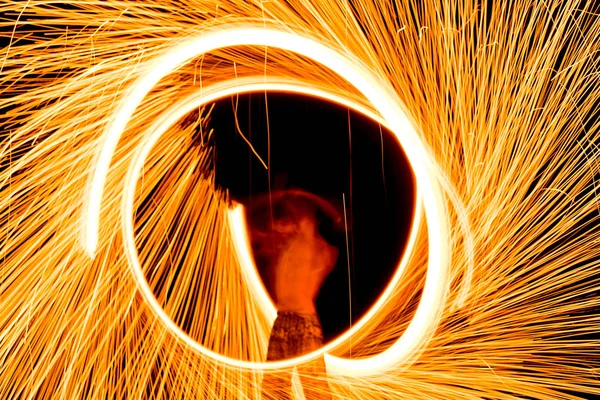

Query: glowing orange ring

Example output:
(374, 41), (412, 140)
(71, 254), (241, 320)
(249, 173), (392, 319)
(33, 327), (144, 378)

(84, 27), (449, 375)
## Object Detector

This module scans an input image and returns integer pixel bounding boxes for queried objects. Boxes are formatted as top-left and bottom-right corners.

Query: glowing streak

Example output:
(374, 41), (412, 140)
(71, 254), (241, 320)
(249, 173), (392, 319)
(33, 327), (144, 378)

(121, 77), (434, 374)
(100, 27), (451, 374)
(83, 25), (450, 374)
(228, 204), (278, 323)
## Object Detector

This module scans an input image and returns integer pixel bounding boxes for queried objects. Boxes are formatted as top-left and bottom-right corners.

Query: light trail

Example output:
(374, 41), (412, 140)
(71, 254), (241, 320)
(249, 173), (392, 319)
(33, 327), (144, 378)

(1, 1), (599, 398)
(119, 78), (435, 374)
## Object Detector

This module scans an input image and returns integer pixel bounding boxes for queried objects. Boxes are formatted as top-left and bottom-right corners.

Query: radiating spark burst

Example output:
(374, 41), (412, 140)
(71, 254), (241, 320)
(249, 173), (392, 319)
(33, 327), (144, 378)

(1, 1), (599, 399)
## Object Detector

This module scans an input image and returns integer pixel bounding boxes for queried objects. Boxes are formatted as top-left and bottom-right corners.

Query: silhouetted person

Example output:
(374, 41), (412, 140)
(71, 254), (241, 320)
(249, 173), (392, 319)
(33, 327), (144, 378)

(248, 189), (342, 400)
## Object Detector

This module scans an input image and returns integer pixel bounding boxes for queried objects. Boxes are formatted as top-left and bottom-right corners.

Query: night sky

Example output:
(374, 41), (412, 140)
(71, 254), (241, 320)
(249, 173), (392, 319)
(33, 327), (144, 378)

(211, 92), (416, 342)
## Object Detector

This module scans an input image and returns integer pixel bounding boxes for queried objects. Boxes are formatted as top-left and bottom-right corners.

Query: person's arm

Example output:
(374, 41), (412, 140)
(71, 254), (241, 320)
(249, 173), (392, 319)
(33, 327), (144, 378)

(252, 191), (339, 399)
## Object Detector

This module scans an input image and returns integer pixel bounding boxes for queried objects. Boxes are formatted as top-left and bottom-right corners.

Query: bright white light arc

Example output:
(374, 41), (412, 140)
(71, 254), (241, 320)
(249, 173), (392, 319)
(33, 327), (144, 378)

(86, 27), (449, 375)
(122, 79), (427, 372)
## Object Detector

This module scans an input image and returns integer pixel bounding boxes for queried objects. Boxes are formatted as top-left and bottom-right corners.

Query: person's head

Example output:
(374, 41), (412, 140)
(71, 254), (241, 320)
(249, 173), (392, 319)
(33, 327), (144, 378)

(248, 188), (342, 249)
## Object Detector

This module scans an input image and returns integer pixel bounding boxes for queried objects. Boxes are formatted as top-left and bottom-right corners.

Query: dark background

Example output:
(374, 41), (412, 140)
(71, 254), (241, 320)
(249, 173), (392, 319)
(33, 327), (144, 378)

(210, 92), (415, 342)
